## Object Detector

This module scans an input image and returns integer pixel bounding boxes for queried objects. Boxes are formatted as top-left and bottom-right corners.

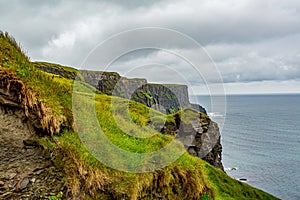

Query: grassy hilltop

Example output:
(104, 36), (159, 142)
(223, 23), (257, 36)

(0, 32), (279, 199)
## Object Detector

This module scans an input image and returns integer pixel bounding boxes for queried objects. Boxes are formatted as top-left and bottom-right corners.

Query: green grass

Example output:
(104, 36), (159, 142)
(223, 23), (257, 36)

(0, 31), (279, 200)
(204, 164), (277, 200)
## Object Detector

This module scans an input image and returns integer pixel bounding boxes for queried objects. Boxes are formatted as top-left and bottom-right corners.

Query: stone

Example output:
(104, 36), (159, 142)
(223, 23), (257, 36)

(1, 191), (13, 197)
(0, 180), (4, 186)
(33, 169), (44, 175)
(30, 178), (36, 183)
(7, 172), (17, 179)
(23, 139), (38, 147)
(19, 177), (29, 190)
(0, 96), (19, 107)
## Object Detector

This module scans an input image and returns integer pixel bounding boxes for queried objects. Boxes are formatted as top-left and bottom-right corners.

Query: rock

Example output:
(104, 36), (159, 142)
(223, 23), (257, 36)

(33, 166), (46, 175)
(23, 139), (38, 147)
(7, 172), (17, 179)
(35, 66), (208, 115)
(30, 178), (36, 183)
(34, 63), (77, 80)
(60, 186), (66, 191)
(160, 109), (224, 170)
(0, 96), (19, 107)
(187, 146), (198, 156)
(0, 180), (4, 186)
(1, 191), (13, 198)
(131, 84), (188, 114)
(19, 177), (29, 190)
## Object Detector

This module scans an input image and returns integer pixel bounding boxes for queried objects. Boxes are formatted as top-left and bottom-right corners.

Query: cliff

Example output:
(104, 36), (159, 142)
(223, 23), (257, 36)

(78, 70), (207, 114)
(33, 64), (207, 115)
(0, 32), (279, 200)
(34, 63), (220, 168)
(152, 109), (223, 170)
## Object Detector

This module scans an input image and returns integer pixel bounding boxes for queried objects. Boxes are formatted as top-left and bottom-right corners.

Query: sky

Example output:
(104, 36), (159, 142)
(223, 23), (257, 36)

(1, 0), (300, 95)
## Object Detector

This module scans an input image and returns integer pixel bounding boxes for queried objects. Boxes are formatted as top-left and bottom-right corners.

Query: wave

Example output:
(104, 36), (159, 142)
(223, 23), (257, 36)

(208, 112), (224, 118)
(224, 167), (238, 171)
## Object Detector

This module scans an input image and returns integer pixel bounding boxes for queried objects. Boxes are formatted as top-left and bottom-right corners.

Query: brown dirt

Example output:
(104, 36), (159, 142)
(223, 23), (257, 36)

(0, 105), (67, 199)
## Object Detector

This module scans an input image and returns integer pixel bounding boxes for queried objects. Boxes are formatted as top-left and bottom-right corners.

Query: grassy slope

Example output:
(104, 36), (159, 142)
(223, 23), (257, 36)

(0, 32), (279, 200)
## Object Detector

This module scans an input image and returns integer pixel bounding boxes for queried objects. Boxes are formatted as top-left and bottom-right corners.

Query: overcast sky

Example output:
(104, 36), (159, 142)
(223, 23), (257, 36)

(1, 0), (300, 94)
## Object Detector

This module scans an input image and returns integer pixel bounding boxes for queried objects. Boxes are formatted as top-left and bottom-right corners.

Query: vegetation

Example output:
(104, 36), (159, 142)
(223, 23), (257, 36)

(0, 31), (279, 199)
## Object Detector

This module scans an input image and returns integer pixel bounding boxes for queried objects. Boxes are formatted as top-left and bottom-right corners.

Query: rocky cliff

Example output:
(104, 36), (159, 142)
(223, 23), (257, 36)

(33, 63), (207, 114)
(80, 70), (206, 114)
(131, 84), (188, 114)
(152, 109), (223, 170)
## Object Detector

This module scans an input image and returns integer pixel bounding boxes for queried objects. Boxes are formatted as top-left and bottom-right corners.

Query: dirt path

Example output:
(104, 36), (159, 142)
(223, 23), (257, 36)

(0, 105), (66, 199)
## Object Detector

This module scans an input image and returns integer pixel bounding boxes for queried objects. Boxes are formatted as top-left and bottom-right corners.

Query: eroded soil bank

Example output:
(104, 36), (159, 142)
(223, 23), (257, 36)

(0, 105), (66, 199)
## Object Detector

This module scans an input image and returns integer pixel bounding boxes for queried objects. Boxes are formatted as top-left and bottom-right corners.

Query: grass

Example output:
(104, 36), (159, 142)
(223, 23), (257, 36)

(0, 31), (279, 199)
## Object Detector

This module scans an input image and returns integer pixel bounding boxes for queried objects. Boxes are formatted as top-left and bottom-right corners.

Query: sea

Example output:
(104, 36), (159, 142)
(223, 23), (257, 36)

(191, 94), (300, 200)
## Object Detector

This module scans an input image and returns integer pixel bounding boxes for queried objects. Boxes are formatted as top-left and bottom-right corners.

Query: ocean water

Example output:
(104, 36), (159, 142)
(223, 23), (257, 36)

(191, 94), (300, 200)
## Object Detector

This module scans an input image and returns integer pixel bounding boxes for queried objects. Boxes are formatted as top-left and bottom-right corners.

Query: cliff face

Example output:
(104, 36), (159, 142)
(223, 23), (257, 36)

(131, 84), (188, 114)
(34, 62), (77, 80)
(33, 65), (207, 114)
(80, 70), (206, 114)
(155, 109), (223, 170)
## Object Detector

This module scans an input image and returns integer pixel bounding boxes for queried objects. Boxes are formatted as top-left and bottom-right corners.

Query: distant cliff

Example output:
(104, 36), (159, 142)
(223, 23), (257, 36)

(80, 70), (206, 114)
(34, 63), (206, 114)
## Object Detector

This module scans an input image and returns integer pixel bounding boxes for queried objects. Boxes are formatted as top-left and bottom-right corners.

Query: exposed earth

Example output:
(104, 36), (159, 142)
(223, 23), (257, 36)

(0, 105), (66, 199)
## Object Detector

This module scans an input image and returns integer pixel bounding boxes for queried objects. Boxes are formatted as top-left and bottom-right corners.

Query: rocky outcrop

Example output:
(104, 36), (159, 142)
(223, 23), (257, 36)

(80, 71), (120, 95)
(34, 62), (77, 80)
(131, 84), (207, 114)
(156, 109), (224, 170)
(190, 103), (207, 115)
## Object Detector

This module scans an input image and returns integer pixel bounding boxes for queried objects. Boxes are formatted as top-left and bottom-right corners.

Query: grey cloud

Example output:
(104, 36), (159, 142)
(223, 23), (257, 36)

(102, 0), (165, 9)
(1, 0), (300, 93)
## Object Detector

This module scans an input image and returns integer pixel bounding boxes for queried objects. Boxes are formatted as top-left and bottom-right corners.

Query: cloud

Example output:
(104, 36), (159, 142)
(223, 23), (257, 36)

(1, 0), (300, 93)
(192, 80), (300, 95)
